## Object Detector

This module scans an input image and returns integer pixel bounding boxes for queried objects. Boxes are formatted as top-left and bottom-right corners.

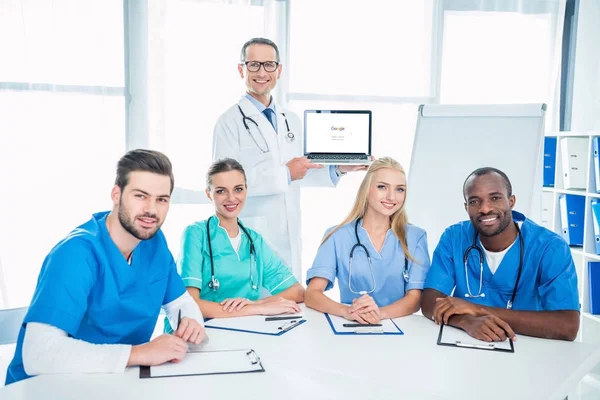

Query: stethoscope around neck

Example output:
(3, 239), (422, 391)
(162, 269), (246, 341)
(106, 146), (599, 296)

(206, 216), (258, 292)
(463, 222), (524, 310)
(237, 105), (295, 154)
(348, 218), (409, 295)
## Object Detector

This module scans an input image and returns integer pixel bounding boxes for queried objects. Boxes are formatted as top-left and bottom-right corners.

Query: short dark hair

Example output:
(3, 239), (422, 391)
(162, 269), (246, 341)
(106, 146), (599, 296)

(240, 37), (280, 63)
(115, 149), (175, 193)
(206, 158), (247, 189)
(463, 167), (513, 199)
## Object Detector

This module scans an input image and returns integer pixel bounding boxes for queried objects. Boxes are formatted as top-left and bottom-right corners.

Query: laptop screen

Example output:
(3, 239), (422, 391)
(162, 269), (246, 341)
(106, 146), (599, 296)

(304, 110), (371, 154)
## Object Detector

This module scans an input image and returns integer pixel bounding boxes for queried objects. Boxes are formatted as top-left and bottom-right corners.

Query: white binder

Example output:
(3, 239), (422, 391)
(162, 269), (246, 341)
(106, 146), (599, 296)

(560, 137), (588, 190)
(541, 191), (554, 230)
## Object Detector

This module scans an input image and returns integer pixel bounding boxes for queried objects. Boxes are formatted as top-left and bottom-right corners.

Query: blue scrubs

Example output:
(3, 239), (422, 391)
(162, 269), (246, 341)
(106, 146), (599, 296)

(424, 211), (579, 311)
(5, 212), (185, 385)
(306, 220), (431, 306)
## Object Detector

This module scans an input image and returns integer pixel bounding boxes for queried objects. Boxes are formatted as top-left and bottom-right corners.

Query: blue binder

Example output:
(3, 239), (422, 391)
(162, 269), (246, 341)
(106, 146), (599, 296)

(543, 137), (557, 187)
(204, 316), (306, 336)
(591, 199), (600, 254)
(594, 137), (600, 193)
(559, 194), (585, 246)
(589, 262), (600, 315)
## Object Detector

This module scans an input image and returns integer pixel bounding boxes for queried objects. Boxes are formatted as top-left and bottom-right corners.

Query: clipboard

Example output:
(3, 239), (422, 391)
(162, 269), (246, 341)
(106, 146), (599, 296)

(139, 349), (265, 378)
(204, 314), (307, 336)
(324, 313), (403, 335)
(437, 324), (514, 353)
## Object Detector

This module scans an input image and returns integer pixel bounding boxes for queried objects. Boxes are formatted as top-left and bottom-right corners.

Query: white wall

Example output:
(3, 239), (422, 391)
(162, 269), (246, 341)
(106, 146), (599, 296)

(571, 0), (600, 132)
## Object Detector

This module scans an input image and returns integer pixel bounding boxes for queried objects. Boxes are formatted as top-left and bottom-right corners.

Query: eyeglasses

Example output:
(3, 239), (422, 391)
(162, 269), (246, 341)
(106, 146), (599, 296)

(242, 61), (279, 73)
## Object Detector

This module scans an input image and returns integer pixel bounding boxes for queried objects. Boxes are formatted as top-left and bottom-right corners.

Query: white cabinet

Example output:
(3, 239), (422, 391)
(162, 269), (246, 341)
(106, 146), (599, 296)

(543, 132), (600, 343)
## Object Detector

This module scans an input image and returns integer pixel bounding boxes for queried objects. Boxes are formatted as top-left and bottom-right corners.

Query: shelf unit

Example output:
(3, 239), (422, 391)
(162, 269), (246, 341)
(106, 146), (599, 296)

(543, 131), (600, 342)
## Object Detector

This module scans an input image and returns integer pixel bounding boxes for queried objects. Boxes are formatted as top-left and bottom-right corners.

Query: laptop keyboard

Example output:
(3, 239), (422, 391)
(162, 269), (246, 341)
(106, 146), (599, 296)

(308, 154), (368, 160)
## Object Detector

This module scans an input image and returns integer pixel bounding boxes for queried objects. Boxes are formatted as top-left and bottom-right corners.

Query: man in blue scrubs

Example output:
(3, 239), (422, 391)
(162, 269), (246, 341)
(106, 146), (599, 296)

(422, 167), (579, 341)
(5, 149), (205, 385)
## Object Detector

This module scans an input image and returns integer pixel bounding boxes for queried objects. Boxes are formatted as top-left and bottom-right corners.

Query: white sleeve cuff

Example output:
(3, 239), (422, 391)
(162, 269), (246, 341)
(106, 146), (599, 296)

(114, 345), (133, 372)
(163, 291), (204, 331)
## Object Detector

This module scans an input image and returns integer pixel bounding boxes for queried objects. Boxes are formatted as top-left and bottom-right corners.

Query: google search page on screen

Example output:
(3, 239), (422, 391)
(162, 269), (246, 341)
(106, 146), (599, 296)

(305, 113), (370, 153)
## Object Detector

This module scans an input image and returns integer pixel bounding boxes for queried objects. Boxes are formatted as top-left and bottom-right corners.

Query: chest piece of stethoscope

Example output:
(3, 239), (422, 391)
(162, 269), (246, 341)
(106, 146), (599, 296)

(208, 277), (220, 291)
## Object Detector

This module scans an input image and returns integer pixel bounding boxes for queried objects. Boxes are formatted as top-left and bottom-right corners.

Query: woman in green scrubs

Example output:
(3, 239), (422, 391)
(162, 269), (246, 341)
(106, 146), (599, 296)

(176, 158), (304, 319)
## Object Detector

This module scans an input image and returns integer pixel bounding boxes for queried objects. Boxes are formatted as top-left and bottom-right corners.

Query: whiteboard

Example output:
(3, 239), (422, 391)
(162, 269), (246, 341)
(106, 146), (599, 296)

(406, 104), (546, 254)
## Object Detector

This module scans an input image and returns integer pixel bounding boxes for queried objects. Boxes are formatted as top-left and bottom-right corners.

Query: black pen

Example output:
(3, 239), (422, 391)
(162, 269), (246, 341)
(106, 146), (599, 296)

(343, 323), (383, 328)
(177, 309), (182, 331)
(265, 315), (303, 321)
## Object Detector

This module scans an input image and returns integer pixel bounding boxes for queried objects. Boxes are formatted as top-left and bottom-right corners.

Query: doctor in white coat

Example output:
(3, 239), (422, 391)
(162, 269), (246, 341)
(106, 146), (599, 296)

(213, 38), (366, 279)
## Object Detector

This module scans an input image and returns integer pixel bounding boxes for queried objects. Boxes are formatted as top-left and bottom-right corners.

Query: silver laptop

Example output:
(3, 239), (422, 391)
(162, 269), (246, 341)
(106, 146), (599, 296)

(304, 110), (372, 165)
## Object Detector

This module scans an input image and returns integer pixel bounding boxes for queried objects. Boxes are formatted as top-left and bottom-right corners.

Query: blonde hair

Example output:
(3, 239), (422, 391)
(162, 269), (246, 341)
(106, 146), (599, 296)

(321, 157), (414, 261)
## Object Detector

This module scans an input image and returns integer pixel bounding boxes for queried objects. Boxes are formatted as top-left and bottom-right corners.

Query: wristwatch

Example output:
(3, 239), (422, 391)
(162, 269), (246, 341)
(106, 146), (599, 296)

(335, 165), (347, 177)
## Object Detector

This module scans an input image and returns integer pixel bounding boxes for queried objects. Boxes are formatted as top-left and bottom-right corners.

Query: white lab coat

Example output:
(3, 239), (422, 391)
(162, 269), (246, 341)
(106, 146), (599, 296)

(213, 96), (335, 279)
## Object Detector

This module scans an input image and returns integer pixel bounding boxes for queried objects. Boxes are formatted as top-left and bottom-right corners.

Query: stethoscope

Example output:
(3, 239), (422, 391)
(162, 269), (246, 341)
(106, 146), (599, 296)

(237, 105), (294, 154)
(206, 216), (258, 292)
(463, 222), (524, 310)
(348, 218), (409, 295)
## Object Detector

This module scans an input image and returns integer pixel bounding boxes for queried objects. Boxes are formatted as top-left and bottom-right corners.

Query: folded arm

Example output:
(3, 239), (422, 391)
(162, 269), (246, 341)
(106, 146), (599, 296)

(422, 288), (579, 341)
(186, 285), (302, 319)
(379, 289), (422, 319)
(259, 282), (304, 304)
(305, 277), (350, 317)
(477, 306), (578, 341)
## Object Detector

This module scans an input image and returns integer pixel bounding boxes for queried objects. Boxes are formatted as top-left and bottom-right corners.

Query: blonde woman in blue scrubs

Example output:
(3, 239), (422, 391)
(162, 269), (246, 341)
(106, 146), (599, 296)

(172, 158), (304, 321)
(305, 157), (431, 324)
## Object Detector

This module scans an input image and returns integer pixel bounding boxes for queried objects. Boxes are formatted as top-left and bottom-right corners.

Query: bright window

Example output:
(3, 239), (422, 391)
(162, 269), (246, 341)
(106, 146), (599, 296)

(0, 0), (125, 307)
(289, 0), (433, 97)
(156, 1), (265, 192)
(0, 92), (125, 307)
(440, 11), (553, 104)
(147, 0), (268, 256)
(0, 0), (124, 86)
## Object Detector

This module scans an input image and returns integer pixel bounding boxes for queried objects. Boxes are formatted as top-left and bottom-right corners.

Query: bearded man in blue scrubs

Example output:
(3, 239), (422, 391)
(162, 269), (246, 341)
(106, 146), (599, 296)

(421, 167), (579, 342)
(5, 149), (206, 385)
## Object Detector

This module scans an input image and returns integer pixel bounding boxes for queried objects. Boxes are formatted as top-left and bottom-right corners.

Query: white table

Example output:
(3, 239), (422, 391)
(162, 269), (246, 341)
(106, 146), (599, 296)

(2, 306), (600, 400)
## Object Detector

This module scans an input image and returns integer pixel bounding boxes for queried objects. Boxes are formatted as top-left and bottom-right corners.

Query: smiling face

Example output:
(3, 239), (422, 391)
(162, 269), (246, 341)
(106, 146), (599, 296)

(113, 171), (171, 240)
(365, 168), (406, 218)
(464, 172), (516, 237)
(206, 170), (247, 221)
(238, 43), (282, 100)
